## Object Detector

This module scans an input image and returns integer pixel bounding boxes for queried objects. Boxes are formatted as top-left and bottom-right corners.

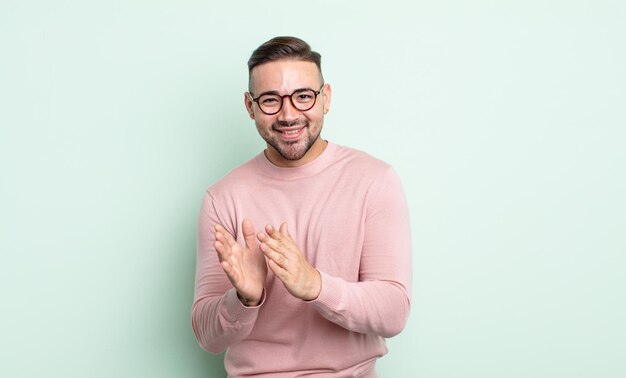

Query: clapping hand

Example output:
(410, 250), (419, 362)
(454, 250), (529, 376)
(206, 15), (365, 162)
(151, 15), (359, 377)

(257, 223), (321, 301)
(214, 219), (267, 306)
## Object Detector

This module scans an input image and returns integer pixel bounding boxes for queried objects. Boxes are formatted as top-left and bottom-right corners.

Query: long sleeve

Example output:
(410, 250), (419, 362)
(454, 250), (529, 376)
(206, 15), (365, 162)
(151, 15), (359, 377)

(191, 193), (262, 354)
(311, 167), (412, 337)
(190, 144), (413, 377)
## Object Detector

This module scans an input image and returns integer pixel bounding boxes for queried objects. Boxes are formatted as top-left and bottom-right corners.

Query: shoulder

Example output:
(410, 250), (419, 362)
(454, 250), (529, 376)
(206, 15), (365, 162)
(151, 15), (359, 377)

(331, 143), (396, 179)
(205, 155), (261, 200)
(335, 142), (407, 190)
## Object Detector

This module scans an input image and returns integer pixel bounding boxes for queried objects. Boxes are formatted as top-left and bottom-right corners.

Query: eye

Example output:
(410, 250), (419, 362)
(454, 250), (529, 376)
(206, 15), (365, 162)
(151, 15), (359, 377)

(294, 91), (315, 102)
(260, 96), (279, 105)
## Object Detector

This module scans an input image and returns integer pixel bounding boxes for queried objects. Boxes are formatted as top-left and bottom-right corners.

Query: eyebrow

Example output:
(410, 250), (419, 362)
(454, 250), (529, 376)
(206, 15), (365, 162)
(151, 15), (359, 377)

(255, 87), (314, 97)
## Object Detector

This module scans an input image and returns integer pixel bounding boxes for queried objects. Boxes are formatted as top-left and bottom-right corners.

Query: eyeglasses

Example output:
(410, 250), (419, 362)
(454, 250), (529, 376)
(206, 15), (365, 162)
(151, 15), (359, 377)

(249, 85), (325, 115)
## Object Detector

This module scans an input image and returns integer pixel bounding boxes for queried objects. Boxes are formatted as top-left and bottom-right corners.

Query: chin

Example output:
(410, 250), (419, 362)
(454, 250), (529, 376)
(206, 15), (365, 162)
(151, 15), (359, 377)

(277, 146), (308, 161)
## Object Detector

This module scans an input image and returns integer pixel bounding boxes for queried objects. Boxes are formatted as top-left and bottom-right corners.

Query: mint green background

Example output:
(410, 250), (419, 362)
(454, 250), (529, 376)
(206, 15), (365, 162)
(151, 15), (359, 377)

(1, 1), (625, 377)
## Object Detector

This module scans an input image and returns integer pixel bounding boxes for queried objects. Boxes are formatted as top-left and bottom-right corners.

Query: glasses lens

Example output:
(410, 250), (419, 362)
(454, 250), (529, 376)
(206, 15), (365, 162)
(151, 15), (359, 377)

(258, 94), (282, 114)
(291, 90), (317, 111)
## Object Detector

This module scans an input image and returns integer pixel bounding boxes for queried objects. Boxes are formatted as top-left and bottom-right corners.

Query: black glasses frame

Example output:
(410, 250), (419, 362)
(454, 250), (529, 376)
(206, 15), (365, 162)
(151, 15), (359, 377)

(249, 84), (325, 115)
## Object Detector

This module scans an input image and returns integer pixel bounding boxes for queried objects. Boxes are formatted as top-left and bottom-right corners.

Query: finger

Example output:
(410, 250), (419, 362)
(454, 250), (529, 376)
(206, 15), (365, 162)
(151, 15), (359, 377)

(215, 232), (233, 255)
(265, 224), (281, 240)
(242, 218), (257, 250)
(268, 259), (289, 281)
(220, 260), (233, 274)
(279, 222), (288, 236)
(214, 240), (230, 262)
(219, 228), (238, 248)
(260, 243), (288, 269)
(256, 231), (267, 242)
(215, 224), (237, 245)
(215, 231), (227, 245)
(279, 222), (293, 241)
(257, 232), (282, 252)
(214, 224), (226, 234)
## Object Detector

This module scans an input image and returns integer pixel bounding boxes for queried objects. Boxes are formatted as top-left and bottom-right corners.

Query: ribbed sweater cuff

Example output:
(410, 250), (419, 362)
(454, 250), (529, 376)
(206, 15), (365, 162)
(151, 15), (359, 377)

(222, 288), (265, 321)
(310, 271), (346, 313)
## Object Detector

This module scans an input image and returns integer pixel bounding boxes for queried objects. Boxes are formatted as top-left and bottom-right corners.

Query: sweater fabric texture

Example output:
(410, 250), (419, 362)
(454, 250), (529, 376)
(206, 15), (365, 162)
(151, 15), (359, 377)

(192, 142), (412, 377)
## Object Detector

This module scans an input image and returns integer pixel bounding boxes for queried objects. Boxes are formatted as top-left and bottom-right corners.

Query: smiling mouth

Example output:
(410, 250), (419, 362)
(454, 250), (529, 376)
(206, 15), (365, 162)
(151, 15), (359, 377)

(280, 128), (303, 135)
(274, 125), (306, 139)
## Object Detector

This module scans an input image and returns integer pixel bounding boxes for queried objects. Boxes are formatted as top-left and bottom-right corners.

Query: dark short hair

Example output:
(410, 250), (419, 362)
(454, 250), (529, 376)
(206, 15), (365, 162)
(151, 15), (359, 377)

(247, 36), (323, 91)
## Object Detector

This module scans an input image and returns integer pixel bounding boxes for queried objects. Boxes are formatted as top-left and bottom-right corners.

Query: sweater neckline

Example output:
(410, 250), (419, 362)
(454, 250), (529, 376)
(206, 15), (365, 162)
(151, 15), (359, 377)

(254, 141), (337, 180)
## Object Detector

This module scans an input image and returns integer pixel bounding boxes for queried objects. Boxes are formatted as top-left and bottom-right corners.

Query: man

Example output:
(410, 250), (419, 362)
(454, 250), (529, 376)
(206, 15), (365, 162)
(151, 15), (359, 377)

(192, 36), (412, 377)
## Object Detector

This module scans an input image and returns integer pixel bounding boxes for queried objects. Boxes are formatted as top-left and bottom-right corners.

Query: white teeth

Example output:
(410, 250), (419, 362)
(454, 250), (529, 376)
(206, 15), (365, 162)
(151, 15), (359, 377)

(284, 129), (300, 134)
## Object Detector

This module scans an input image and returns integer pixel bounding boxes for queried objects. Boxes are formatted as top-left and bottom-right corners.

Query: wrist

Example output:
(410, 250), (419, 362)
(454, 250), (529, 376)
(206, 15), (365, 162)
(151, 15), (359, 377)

(237, 291), (261, 307)
(304, 269), (322, 301)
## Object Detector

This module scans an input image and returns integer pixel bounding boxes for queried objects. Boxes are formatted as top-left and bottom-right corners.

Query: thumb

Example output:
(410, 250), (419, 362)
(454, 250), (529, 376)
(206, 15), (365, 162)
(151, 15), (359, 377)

(242, 219), (257, 249)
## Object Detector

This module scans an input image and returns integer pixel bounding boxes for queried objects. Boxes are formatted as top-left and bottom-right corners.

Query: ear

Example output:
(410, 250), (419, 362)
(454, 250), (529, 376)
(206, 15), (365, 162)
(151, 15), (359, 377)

(244, 92), (255, 120)
(322, 83), (332, 114)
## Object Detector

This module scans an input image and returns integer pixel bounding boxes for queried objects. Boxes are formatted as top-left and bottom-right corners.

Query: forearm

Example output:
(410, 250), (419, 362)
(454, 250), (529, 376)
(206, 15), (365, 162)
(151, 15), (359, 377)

(191, 288), (262, 354)
(311, 272), (410, 337)
(192, 192), (262, 353)
(310, 166), (412, 337)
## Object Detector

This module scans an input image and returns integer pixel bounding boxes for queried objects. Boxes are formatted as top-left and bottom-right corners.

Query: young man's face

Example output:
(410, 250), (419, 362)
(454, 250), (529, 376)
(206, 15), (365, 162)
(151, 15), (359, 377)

(245, 60), (331, 167)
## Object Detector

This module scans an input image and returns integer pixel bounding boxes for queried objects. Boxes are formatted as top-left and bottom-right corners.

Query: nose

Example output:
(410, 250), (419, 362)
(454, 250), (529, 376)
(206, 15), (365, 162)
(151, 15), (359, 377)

(277, 95), (301, 121)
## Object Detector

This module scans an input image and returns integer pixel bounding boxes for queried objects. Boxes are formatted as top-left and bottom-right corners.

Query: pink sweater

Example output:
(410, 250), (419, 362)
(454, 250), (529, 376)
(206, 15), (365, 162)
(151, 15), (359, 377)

(192, 142), (412, 377)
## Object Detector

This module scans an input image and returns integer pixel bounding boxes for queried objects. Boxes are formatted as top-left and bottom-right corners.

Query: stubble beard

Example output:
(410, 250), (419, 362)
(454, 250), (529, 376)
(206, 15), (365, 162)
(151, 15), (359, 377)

(261, 120), (321, 161)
